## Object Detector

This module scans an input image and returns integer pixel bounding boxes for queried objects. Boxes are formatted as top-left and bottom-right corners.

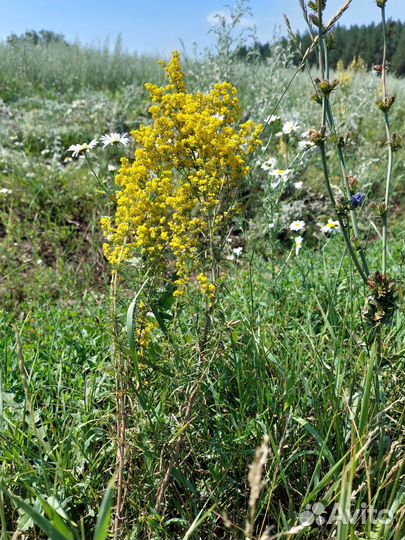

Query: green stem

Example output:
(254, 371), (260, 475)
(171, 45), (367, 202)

(316, 9), (367, 285)
(324, 99), (370, 277)
(319, 143), (368, 284)
(380, 5), (394, 275)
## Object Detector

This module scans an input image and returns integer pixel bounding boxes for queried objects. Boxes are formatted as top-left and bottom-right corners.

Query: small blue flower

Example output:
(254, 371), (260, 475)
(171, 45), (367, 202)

(351, 192), (365, 208)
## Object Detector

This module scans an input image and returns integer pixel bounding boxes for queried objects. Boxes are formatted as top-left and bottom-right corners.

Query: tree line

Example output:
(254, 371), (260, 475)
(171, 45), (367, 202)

(238, 20), (405, 76)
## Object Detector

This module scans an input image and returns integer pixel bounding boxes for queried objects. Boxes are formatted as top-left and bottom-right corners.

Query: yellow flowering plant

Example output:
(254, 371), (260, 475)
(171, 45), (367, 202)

(99, 52), (262, 527)
(101, 50), (262, 298)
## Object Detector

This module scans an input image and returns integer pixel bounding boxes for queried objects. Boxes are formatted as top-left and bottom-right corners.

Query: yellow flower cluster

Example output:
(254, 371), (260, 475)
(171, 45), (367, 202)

(137, 301), (158, 358)
(101, 50), (262, 296)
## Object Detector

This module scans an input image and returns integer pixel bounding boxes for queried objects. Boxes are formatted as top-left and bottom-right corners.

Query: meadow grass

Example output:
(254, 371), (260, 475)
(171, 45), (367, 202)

(1, 15), (405, 540)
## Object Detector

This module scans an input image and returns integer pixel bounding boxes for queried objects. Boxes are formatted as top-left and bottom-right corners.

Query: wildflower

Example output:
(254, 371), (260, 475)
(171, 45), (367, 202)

(264, 114), (280, 124)
(269, 169), (292, 182)
(268, 222), (275, 230)
(351, 192), (365, 208)
(298, 134), (315, 151)
(289, 220), (305, 232)
(100, 132), (130, 148)
(108, 164), (117, 172)
(101, 50), (262, 297)
(261, 157), (277, 171)
(227, 246), (243, 261)
(282, 121), (300, 135)
(63, 156), (72, 163)
(293, 181), (303, 190)
(320, 220), (340, 236)
(295, 235), (303, 256)
(0, 188), (12, 195)
(68, 139), (98, 158)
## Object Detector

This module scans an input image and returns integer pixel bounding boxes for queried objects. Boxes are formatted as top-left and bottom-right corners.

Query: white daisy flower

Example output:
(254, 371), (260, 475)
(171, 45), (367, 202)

(289, 220), (305, 232)
(227, 246), (243, 261)
(68, 139), (98, 158)
(295, 235), (303, 256)
(264, 114), (280, 124)
(282, 121), (300, 135)
(320, 220), (340, 235)
(269, 168), (292, 182)
(261, 157), (277, 171)
(100, 132), (130, 148)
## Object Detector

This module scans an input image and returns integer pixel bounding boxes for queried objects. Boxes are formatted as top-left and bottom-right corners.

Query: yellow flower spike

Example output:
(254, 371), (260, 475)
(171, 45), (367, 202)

(102, 51), (262, 296)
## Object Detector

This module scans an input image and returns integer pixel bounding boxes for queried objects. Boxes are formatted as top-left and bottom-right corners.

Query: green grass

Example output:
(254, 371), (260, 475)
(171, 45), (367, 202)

(0, 33), (405, 540)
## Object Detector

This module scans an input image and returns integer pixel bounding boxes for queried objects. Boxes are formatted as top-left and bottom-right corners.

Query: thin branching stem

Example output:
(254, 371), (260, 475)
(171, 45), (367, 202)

(380, 5), (394, 275)
(316, 6), (367, 285)
(319, 142), (368, 284)
(324, 99), (370, 276)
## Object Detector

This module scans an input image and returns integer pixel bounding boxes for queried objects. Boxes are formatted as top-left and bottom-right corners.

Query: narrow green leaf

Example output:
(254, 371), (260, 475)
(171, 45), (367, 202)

(2, 489), (73, 540)
(93, 478), (115, 540)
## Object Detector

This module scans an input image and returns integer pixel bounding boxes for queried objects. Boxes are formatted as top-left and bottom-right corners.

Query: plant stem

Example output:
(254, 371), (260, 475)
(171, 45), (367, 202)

(319, 142), (368, 284)
(380, 5), (394, 275)
(155, 302), (213, 512)
(111, 269), (127, 540)
(324, 99), (370, 277)
(315, 9), (367, 285)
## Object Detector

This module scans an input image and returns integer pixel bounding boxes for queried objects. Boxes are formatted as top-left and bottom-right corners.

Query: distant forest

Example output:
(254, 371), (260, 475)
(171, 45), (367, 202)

(239, 20), (405, 76)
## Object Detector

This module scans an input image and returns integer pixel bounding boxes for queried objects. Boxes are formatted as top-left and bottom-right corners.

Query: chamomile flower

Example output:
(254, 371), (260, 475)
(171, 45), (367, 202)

(227, 246), (243, 261)
(269, 169), (292, 182)
(290, 220), (305, 232)
(282, 121), (300, 135)
(264, 114), (280, 124)
(295, 235), (303, 256)
(68, 139), (98, 158)
(261, 157), (277, 171)
(320, 220), (340, 236)
(100, 132), (130, 148)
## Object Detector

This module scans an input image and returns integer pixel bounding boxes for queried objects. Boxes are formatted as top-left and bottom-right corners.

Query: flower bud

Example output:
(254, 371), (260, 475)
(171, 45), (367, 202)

(308, 1), (327, 12)
(347, 175), (358, 194)
(311, 92), (323, 105)
(351, 236), (363, 251)
(376, 96), (396, 112)
(335, 194), (347, 214)
(378, 202), (387, 216)
(316, 78), (339, 95)
(308, 128), (326, 146)
(388, 133), (402, 152)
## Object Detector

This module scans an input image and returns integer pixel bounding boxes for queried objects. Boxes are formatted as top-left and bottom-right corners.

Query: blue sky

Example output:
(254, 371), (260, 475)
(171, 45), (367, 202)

(0, 0), (403, 55)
